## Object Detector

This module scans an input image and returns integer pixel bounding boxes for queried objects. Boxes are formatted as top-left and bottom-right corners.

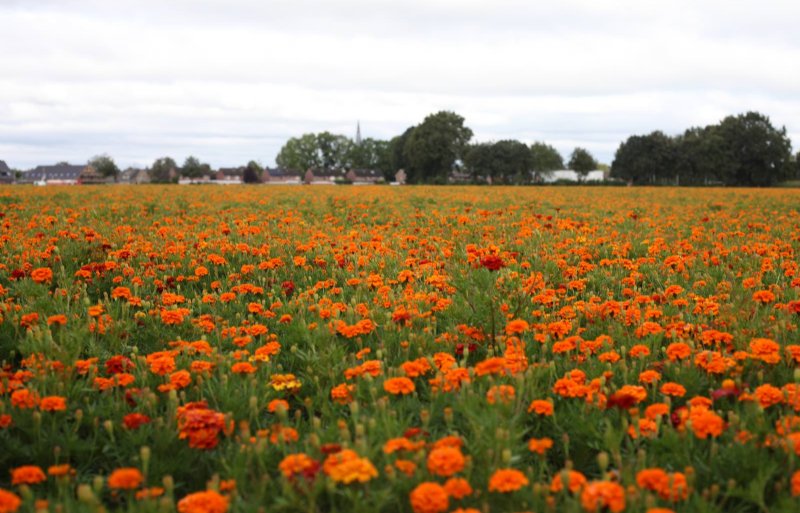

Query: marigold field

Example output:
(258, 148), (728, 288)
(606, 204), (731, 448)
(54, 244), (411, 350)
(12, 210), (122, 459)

(2, 185), (800, 513)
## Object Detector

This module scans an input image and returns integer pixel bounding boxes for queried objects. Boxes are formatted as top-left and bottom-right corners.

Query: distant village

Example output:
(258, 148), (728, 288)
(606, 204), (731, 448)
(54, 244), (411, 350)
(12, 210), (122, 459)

(0, 159), (606, 186)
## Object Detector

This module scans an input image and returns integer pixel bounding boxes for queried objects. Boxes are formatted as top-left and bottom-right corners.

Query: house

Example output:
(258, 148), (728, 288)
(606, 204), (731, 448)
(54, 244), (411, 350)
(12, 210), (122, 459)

(18, 163), (90, 185)
(120, 167), (151, 184)
(263, 168), (302, 184)
(0, 160), (14, 184)
(215, 167), (244, 184)
(77, 165), (108, 184)
(346, 168), (383, 184)
(306, 168), (346, 184)
(542, 170), (606, 183)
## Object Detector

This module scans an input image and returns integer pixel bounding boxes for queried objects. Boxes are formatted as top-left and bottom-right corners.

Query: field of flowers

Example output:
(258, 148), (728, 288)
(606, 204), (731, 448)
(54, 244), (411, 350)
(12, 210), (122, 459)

(1, 185), (800, 513)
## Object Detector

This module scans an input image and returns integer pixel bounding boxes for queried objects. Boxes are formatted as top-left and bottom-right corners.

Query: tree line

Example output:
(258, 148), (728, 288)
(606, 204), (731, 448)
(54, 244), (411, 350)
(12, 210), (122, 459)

(85, 155), (265, 183)
(276, 111), (604, 184)
(277, 110), (799, 186)
(611, 112), (799, 186)
(25, 110), (795, 186)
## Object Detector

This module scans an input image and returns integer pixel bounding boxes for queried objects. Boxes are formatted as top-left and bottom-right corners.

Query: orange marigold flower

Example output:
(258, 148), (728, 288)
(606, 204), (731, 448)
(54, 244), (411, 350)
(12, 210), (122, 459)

(528, 437), (553, 454)
(488, 468), (529, 493)
(749, 338), (781, 364)
(330, 383), (355, 404)
(528, 399), (554, 416)
(31, 267), (53, 284)
(660, 382), (686, 397)
(267, 399), (289, 413)
(47, 464), (72, 477)
(47, 314), (67, 326)
(279, 454), (317, 478)
(792, 470), (800, 497)
(177, 490), (229, 513)
(409, 482), (449, 513)
(636, 468), (668, 491)
(754, 384), (784, 408)
(688, 406), (725, 439)
(638, 370), (661, 385)
(384, 377), (416, 395)
(426, 446), (465, 477)
(474, 357), (508, 377)
(551, 470), (587, 494)
(10, 465), (46, 485)
(231, 362), (257, 375)
(270, 373), (301, 391)
(0, 489), (22, 513)
(326, 455), (378, 484)
(580, 481), (626, 513)
(108, 468), (143, 490)
(394, 459), (417, 476)
(443, 477), (473, 499)
(136, 487), (165, 500)
(665, 342), (691, 361)
(486, 385), (515, 405)
(39, 395), (67, 412)
(752, 290), (775, 304)
(10, 389), (40, 409)
(505, 319), (529, 335)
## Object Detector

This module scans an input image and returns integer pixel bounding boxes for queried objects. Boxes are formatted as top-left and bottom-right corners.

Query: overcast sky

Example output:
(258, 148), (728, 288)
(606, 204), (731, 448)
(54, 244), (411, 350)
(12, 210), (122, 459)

(1, 0), (799, 170)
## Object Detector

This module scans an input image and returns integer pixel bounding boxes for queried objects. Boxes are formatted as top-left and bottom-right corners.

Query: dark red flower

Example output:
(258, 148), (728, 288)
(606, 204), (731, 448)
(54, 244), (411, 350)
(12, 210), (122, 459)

(479, 255), (505, 271)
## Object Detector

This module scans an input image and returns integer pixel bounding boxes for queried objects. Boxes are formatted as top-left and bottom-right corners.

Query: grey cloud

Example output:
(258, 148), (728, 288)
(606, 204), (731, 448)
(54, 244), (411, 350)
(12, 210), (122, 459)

(0, 0), (798, 169)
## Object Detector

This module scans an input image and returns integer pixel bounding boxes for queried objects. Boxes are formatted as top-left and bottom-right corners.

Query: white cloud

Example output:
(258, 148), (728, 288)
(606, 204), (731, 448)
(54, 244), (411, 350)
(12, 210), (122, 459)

(0, 0), (798, 168)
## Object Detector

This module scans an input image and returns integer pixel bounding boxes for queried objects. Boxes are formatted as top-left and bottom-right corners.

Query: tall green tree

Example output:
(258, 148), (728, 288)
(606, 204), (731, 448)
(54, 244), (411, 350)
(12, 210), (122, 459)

(149, 157), (178, 183)
(568, 147), (597, 181)
(611, 131), (678, 185)
(348, 138), (392, 180)
(276, 132), (353, 171)
(389, 127), (415, 177)
(88, 154), (120, 181)
(276, 133), (322, 171)
(181, 156), (206, 178)
(714, 112), (793, 186)
(403, 111), (473, 184)
(243, 161), (263, 183)
(674, 126), (727, 185)
(464, 140), (533, 184)
(316, 132), (352, 170)
(530, 142), (563, 182)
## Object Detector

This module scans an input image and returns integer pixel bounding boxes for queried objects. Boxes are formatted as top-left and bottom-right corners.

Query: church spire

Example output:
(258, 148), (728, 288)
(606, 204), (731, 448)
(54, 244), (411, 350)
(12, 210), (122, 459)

(356, 121), (362, 145)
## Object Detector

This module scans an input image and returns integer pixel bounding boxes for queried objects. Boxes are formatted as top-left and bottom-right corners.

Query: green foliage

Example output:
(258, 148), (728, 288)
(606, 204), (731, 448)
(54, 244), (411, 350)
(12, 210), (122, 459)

(149, 157), (178, 183)
(464, 139), (532, 184)
(567, 147), (598, 180)
(276, 132), (355, 172)
(614, 111), (794, 187)
(389, 127), (415, 177)
(181, 156), (209, 179)
(243, 161), (263, 183)
(611, 131), (678, 185)
(88, 154), (119, 180)
(347, 138), (392, 180)
(530, 142), (564, 181)
(403, 111), (473, 183)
